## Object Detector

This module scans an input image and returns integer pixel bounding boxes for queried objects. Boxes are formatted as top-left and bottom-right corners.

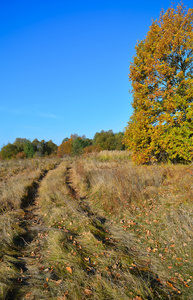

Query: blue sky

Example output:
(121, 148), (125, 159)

(0, 0), (192, 148)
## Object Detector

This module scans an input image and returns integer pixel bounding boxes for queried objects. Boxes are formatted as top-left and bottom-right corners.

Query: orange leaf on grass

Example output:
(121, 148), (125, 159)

(66, 266), (72, 274)
(166, 281), (181, 293)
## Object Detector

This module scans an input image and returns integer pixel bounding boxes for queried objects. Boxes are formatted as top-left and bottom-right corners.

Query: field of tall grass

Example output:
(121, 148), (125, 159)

(0, 152), (192, 299)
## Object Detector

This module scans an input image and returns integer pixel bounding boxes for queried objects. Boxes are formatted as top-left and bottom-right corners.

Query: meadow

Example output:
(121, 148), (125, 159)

(0, 152), (192, 299)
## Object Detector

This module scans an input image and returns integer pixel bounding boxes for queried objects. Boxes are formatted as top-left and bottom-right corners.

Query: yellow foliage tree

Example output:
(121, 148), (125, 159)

(124, 4), (193, 164)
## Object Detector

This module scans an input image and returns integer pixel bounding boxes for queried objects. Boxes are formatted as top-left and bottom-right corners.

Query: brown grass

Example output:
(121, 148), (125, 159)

(0, 153), (193, 299)
(0, 157), (61, 299)
(70, 153), (193, 299)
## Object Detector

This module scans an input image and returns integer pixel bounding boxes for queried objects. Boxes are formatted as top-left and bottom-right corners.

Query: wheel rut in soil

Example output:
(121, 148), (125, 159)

(65, 166), (112, 242)
(65, 164), (179, 299)
(6, 168), (56, 300)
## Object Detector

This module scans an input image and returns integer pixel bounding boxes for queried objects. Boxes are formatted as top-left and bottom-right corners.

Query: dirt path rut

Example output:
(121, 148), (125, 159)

(7, 170), (55, 300)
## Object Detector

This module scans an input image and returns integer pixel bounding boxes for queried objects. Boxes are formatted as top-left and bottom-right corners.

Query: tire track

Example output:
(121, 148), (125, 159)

(65, 163), (180, 300)
(6, 166), (59, 300)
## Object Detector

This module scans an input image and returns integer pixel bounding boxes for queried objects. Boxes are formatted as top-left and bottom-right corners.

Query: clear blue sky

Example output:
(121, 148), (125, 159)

(0, 0), (192, 148)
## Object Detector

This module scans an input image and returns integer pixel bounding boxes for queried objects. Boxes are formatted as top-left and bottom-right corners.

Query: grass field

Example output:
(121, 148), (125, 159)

(0, 152), (192, 299)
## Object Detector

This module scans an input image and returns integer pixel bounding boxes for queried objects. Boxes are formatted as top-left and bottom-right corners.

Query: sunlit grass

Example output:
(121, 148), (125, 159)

(0, 157), (61, 299)
(0, 153), (193, 299)
(71, 153), (193, 299)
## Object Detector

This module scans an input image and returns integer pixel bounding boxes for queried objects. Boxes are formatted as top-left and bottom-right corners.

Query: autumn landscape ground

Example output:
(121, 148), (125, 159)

(0, 151), (193, 300)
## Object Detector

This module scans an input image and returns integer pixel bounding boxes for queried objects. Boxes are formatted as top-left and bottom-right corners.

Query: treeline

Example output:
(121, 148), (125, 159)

(58, 131), (125, 157)
(0, 138), (58, 160)
(0, 130), (125, 160)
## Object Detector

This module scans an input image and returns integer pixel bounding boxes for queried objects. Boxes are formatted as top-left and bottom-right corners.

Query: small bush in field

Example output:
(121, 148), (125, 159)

(83, 145), (101, 154)
(16, 152), (26, 159)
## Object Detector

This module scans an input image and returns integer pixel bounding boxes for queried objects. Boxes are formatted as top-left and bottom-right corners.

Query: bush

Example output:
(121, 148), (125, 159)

(16, 152), (26, 159)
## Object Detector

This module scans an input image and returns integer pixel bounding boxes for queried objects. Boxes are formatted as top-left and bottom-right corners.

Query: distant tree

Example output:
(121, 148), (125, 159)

(72, 138), (84, 155)
(124, 4), (193, 164)
(57, 137), (73, 157)
(93, 130), (114, 150)
(31, 139), (39, 152)
(58, 134), (92, 157)
(93, 130), (124, 150)
(31, 139), (47, 157)
(24, 142), (35, 158)
(114, 132), (125, 150)
(70, 134), (79, 141)
(38, 140), (46, 156)
(62, 137), (69, 143)
(13, 138), (29, 153)
(45, 140), (58, 155)
(72, 136), (92, 156)
(82, 137), (93, 148)
(0, 143), (18, 159)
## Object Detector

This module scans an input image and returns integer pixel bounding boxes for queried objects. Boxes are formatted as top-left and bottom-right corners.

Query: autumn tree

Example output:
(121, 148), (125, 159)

(62, 137), (69, 143)
(57, 137), (73, 157)
(0, 143), (18, 159)
(124, 4), (193, 164)
(57, 135), (93, 157)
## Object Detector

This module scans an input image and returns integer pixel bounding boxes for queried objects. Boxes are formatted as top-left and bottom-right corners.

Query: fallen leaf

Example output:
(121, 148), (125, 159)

(66, 266), (72, 274)
(84, 288), (92, 295)
(153, 248), (158, 252)
(56, 279), (62, 286)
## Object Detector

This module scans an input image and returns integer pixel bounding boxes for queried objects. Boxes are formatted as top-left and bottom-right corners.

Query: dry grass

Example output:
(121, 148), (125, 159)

(70, 153), (193, 299)
(37, 161), (147, 299)
(0, 158), (60, 212)
(0, 157), (61, 299)
(0, 153), (193, 299)
(88, 150), (132, 162)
